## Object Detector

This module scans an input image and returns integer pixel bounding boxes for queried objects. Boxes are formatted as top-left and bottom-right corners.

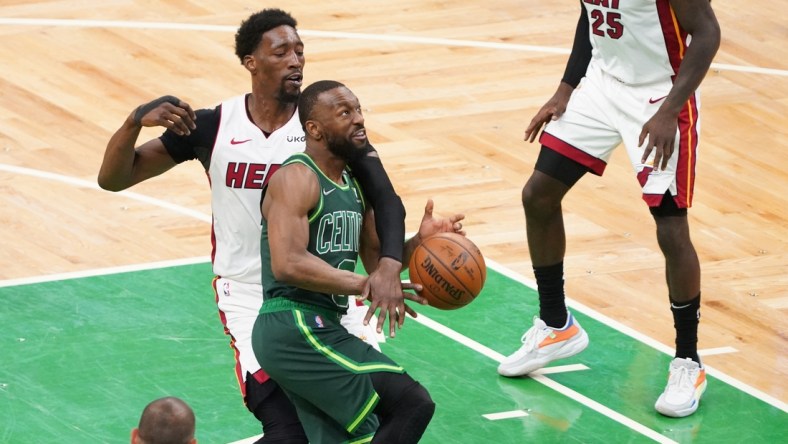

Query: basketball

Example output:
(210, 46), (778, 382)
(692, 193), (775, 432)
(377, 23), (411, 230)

(408, 232), (486, 310)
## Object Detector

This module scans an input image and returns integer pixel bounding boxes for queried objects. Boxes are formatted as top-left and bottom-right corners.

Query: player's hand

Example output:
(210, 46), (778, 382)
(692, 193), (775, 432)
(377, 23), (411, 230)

(131, 95), (197, 136)
(639, 108), (678, 171)
(417, 199), (465, 239)
(524, 82), (574, 143)
(360, 257), (426, 338)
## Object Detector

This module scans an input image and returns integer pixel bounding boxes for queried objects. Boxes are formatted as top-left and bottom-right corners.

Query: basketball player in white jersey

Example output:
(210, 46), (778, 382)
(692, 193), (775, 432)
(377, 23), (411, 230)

(498, 0), (720, 418)
(99, 9), (415, 442)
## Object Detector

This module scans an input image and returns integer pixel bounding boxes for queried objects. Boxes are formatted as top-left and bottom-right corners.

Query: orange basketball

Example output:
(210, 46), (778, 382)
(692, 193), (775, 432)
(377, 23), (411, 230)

(408, 232), (486, 310)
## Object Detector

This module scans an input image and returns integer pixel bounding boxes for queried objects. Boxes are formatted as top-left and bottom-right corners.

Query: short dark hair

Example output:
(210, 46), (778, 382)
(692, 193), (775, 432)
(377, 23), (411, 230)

(298, 80), (347, 129)
(234, 9), (298, 63)
(137, 397), (195, 444)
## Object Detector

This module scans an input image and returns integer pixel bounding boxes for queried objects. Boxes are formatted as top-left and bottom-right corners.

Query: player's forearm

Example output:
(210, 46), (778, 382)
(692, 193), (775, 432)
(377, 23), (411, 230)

(349, 152), (406, 262)
(273, 252), (367, 296)
(98, 115), (142, 191)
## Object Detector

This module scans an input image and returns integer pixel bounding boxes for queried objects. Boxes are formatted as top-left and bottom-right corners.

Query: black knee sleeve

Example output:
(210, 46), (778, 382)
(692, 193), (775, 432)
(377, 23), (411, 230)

(245, 375), (308, 444)
(371, 372), (435, 444)
(534, 145), (589, 187)
(650, 192), (687, 218)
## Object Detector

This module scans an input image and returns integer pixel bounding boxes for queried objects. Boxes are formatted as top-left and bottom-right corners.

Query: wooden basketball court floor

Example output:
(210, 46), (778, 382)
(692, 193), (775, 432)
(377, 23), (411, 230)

(0, 1), (786, 442)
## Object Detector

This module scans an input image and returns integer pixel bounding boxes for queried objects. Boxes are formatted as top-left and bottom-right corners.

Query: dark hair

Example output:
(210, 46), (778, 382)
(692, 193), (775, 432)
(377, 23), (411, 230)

(137, 397), (195, 444)
(234, 9), (297, 63)
(298, 80), (347, 129)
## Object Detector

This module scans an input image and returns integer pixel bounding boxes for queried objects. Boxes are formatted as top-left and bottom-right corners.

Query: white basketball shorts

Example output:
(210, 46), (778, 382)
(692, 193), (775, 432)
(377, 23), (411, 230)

(540, 61), (701, 208)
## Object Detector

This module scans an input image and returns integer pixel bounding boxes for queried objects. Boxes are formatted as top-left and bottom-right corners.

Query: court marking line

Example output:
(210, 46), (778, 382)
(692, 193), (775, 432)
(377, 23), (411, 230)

(535, 364), (590, 375)
(0, 254), (211, 288)
(412, 313), (676, 443)
(0, 164), (212, 223)
(699, 346), (739, 356)
(483, 410), (529, 420)
(0, 18), (785, 76)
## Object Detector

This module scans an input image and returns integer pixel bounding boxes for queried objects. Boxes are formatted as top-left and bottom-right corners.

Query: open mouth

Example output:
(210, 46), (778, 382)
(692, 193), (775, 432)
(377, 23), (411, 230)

(352, 129), (367, 141)
(286, 73), (303, 86)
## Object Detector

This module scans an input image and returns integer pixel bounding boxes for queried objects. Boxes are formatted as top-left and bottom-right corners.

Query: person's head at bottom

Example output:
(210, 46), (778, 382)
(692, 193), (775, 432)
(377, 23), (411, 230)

(131, 396), (196, 444)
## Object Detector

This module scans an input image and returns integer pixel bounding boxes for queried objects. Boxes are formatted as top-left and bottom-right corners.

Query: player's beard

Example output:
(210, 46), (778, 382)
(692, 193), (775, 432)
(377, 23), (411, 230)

(276, 88), (299, 104)
(276, 78), (301, 103)
(326, 132), (369, 163)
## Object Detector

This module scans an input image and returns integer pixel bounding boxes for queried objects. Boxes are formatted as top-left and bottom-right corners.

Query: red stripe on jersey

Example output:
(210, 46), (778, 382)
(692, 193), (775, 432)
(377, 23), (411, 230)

(205, 168), (218, 267)
(656, 0), (687, 78)
(540, 131), (608, 176)
(213, 277), (246, 397)
(675, 92), (700, 208)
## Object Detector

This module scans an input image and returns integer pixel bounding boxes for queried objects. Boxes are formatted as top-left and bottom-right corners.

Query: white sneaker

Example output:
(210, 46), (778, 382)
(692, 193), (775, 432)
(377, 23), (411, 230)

(341, 298), (384, 351)
(498, 313), (589, 377)
(655, 357), (707, 417)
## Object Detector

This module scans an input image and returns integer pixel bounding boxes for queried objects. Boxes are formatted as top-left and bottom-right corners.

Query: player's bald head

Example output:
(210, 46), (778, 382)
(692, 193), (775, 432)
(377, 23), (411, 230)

(135, 397), (195, 444)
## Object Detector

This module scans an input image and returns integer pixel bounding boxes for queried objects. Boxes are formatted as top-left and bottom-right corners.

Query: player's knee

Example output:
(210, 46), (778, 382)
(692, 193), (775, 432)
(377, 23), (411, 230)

(404, 381), (435, 413)
(522, 179), (561, 218)
(372, 380), (435, 444)
(245, 376), (307, 443)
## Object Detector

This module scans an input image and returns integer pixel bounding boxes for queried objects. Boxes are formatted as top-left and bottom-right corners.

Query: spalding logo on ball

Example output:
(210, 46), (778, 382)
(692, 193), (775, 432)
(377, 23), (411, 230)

(408, 232), (486, 310)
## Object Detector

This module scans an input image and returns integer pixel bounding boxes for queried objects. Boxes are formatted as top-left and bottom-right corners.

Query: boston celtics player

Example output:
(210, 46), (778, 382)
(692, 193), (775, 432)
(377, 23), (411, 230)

(252, 80), (465, 443)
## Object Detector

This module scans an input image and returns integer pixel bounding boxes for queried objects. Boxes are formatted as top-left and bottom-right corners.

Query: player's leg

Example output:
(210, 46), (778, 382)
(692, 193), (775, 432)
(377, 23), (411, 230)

(497, 151), (591, 377)
(652, 199), (706, 417)
(499, 65), (619, 377)
(370, 372), (435, 443)
(245, 374), (308, 444)
(214, 279), (307, 440)
(620, 85), (706, 417)
(651, 197), (706, 417)
(253, 302), (394, 442)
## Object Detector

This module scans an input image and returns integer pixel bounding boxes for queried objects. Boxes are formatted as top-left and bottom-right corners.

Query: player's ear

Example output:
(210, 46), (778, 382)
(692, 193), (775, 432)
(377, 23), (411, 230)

(305, 120), (322, 140)
(130, 428), (140, 444)
(242, 54), (256, 74)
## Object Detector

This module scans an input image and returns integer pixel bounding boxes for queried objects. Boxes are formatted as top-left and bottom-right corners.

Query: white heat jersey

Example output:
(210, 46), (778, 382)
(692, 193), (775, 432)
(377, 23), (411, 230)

(583, 0), (688, 85)
(209, 95), (305, 283)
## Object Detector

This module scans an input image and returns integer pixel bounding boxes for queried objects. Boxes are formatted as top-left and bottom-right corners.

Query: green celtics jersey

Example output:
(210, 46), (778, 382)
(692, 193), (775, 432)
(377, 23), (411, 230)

(260, 152), (367, 314)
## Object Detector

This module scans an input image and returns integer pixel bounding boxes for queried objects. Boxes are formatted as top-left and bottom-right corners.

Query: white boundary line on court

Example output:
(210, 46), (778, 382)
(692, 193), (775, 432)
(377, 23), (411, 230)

(0, 17), (787, 76)
(411, 313), (677, 443)
(0, 164), (212, 224)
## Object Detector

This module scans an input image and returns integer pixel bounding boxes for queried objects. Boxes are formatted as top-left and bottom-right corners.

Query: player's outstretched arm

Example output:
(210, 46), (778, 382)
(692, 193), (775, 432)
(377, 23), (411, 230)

(98, 96), (196, 191)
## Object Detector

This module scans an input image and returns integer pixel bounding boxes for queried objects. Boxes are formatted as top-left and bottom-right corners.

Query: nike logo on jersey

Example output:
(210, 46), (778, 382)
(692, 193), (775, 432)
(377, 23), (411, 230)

(322, 188), (336, 196)
(648, 95), (668, 104)
(230, 137), (252, 145)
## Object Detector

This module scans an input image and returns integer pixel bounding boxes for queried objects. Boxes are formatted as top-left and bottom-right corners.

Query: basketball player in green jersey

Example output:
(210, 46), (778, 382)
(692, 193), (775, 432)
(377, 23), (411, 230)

(252, 80), (465, 443)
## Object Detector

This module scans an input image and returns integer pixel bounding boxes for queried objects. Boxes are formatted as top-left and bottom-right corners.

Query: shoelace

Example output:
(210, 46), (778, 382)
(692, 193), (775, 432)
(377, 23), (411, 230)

(519, 319), (552, 352)
(667, 364), (696, 392)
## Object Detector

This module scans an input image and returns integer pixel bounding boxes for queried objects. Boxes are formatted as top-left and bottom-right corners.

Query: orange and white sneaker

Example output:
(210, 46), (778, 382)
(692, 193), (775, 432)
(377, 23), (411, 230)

(497, 313), (589, 377)
(655, 357), (707, 417)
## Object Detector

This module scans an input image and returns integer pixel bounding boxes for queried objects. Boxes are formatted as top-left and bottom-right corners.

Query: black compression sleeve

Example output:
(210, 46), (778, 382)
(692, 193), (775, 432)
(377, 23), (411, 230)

(349, 148), (406, 263)
(561, 3), (593, 88)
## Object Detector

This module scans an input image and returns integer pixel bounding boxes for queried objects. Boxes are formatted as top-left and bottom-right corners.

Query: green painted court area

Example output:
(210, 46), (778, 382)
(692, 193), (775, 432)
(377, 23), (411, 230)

(1, 262), (785, 443)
